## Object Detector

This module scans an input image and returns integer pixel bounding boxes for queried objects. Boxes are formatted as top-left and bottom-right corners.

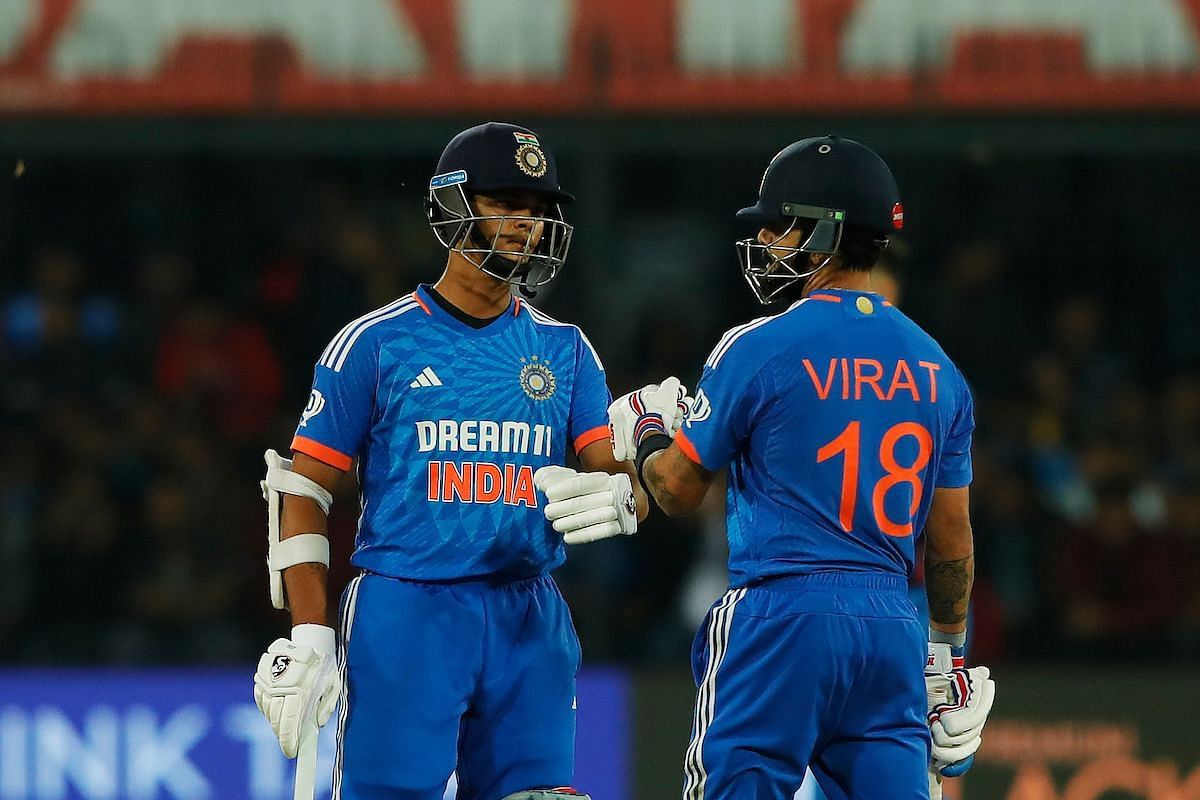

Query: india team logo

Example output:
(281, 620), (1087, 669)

(514, 131), (548, 178)
(519, 356), (557, 401)
(299, 389), (326, 427)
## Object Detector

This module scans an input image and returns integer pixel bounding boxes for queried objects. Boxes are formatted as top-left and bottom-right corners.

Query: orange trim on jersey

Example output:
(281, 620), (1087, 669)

(675, 429), (703, 465)
(411, 292), (432, 316)
(809, 293), (842, 303)
(513, 298), (523, 317)
(291, 436), (353, 471)
(573, 425), (610, 455)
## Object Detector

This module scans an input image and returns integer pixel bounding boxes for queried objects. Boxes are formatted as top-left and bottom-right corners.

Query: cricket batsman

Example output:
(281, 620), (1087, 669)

(608, 136), (996, 799)
(250, 122), (658, 800)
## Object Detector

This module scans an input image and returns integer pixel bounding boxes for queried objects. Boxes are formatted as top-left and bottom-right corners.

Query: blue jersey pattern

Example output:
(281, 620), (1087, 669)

(677, 289), (973, 586)
(292, 284), (611, 582)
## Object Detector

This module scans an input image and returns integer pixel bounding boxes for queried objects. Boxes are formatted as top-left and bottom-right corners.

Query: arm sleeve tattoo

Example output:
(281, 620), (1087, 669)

(926, 553), (974, 626)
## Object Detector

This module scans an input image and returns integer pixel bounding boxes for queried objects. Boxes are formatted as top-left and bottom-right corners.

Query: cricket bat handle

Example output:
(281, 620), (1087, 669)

(929, 769), (943, 800)
(293, 722), (319, 800)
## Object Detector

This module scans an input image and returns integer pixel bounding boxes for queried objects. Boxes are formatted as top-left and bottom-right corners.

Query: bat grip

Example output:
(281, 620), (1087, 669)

(293, 721), (320, 800)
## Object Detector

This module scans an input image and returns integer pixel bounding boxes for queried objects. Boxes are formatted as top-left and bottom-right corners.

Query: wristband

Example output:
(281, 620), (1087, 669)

(929, 628), (967, 667)
(928, 628), (967, 649)
(635, 433), (672, 492)
(633, 413), (668, 446)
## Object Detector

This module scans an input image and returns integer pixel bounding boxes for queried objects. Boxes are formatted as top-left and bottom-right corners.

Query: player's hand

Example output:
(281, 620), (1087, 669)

(608, 377), (691, 462)
(925, 642), (996, 777)
(253, 624), (341, 758)
(534, 466), (637, 544)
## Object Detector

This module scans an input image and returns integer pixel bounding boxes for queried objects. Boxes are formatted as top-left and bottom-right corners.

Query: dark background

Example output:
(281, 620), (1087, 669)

(2, 116), (1197, 669)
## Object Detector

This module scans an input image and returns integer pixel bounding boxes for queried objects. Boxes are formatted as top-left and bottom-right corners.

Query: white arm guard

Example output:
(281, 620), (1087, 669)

(261, 449), (333, 610)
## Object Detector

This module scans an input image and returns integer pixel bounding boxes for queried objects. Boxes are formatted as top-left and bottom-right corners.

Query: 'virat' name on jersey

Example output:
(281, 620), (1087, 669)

(802, 358), (941, 402)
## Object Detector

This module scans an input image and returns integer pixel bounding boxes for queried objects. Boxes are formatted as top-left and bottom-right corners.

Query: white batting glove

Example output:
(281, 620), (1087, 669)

(925, 642), (996, 776)
(608, 377), (690, 462)
(253, 624), (341, 758)
(534, 466), (637, 544)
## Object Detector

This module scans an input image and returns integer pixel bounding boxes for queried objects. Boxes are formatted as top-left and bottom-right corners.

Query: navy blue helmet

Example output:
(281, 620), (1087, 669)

(736, 135), (902, 303)
(427, 122), (574, 290)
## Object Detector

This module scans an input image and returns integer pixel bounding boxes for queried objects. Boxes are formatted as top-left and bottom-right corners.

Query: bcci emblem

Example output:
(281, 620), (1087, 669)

(519, 356), (557, 401)
(514, 132), (548, 178)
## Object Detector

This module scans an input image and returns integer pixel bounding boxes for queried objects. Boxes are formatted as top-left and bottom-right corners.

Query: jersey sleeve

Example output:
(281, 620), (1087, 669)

(290, 332), (377, 471)
(935, 372), (975, 488)
(569, 331), (612, 455)
(674, 357), (763, 472)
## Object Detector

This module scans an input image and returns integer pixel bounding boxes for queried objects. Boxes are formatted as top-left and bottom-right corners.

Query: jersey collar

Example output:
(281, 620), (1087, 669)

(415, 283), (520, 337)
(805, 288), (893, 307)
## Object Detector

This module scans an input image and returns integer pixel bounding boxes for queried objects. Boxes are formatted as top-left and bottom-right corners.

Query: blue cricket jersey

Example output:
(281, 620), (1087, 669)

(291, 284), (612, 581)
(676, 289), (974, 586)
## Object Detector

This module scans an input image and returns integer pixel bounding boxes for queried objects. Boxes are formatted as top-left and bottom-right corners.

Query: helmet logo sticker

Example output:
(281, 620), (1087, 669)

(891, 202), (905, 230)
(516, 144), (547, 177)
(514, 131), (547, 178)
(519, 356), (557, 401)
(430, 169), (467, 189)
(818, 144), (832, 154)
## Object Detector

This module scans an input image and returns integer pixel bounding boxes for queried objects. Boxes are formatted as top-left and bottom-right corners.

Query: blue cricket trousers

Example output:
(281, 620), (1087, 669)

(334, 572), (581, 800)
(684, 572), (930, 800)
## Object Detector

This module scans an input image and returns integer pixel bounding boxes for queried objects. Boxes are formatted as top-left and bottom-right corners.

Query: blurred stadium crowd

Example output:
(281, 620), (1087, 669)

(0, 150), (1197, 667)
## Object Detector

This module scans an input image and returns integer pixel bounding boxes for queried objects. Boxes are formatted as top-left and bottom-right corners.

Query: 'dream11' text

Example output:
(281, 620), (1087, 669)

(415, 420), (553, 457)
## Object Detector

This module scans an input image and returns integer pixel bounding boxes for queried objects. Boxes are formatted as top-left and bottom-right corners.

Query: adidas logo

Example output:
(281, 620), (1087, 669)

(409, 367), (443, 388)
